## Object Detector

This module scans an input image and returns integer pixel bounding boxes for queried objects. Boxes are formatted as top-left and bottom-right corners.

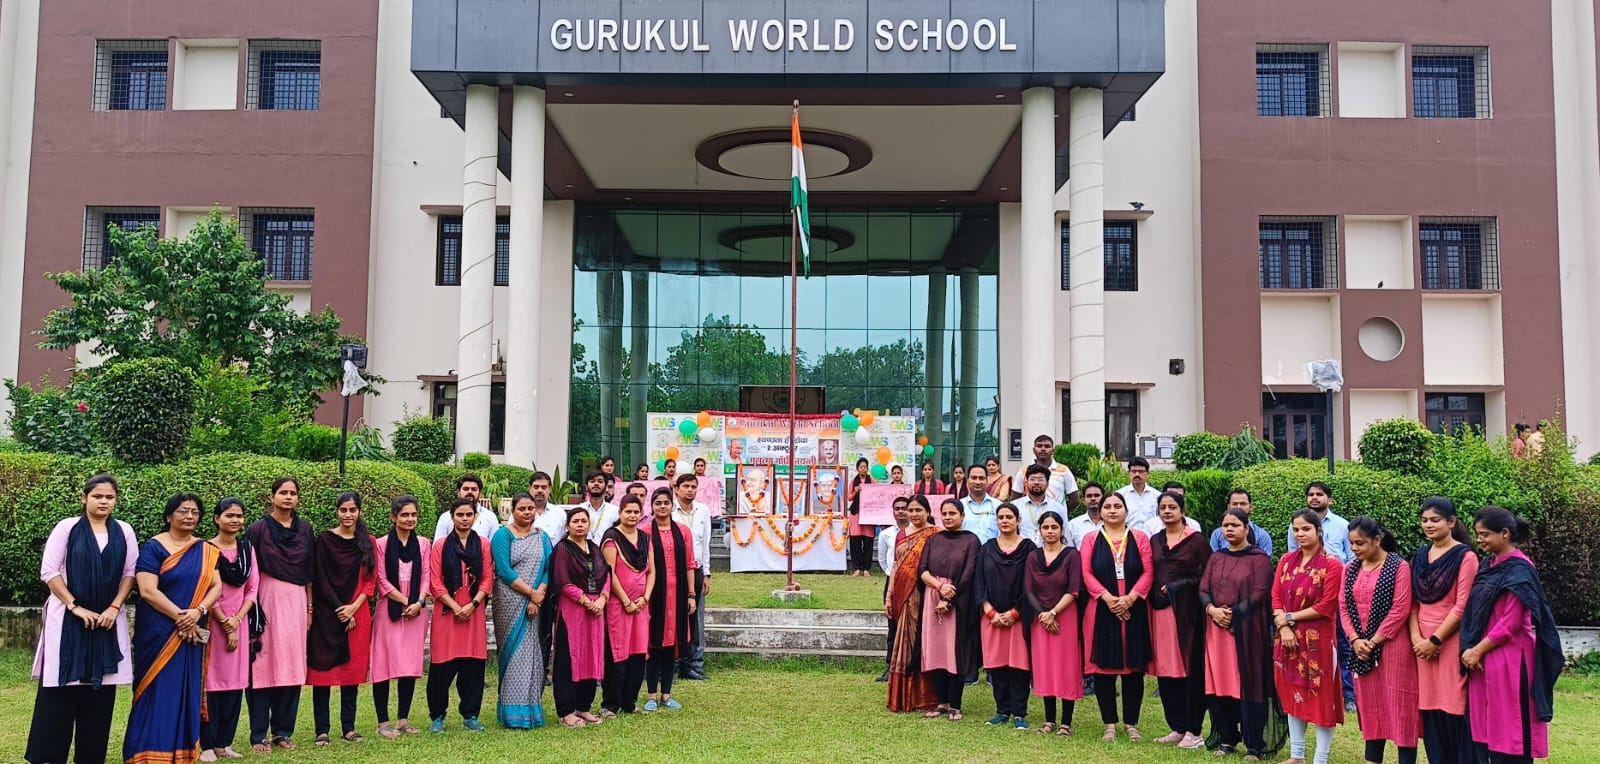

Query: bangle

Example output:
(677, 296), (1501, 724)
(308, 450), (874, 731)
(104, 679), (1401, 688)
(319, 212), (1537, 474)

(1428, 635), (1443, 647)
(109, 603), (121, 611)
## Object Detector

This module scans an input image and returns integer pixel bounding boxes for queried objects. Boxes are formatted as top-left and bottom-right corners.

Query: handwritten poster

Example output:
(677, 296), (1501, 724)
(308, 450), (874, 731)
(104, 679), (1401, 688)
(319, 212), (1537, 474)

(858, 483), (915, 526)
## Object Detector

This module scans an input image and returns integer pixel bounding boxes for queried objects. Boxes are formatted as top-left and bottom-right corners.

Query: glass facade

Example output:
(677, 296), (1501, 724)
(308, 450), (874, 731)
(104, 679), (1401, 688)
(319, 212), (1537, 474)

(569, 204), (1000, 474)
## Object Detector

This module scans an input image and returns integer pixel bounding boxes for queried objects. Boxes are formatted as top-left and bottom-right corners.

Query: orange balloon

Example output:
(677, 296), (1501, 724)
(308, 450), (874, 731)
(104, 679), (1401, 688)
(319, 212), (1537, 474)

(665, 446), (680, 460)
(876, 446), (893, 465)
(917, 435), (929, 447)
(696, 411), (712, 427)
(859, 411), (876, 427)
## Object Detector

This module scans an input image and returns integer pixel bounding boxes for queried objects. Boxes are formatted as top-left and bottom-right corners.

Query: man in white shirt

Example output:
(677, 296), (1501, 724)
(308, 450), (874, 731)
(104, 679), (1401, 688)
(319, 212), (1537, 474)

(1116, 457), (1163, 531)
(526, 471), (567, 542)
(671, 474), (712, 681)
(1011, 434), (1079, 508)
(1136, 480), (1202, 536)
(431, 474), (502, 542)
(875, 496), (911, 682)
(1066, 482), (1105, 549)
(1015, 464), (1067, 545)
(579, 471), (620, 544)
(960, 464), (1001, 543)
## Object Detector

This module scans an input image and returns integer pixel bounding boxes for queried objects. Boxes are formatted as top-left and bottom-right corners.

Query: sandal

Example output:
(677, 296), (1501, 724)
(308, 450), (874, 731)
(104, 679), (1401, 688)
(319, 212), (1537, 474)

(250, 742), (271, 755)
(398, 723), (421, 735)
(271, 737), (296, 751)
(1036, 722), (1055, 735)
(1126, 726), (1143, 742)
(341, 731), (364, 743)
(313, 734), (331, 748)
(576, 711), (602, 724)
(924, 705), (947, 719)
(1101, 727), (1118, 741)
(948, 710), (963, 721)
(598, 709), (617, 719)
(1214, 744), (1237, 756)
(377, 723), (399, 740)
(1058, 724), (1073, 737)
(559, 714), (586, 728)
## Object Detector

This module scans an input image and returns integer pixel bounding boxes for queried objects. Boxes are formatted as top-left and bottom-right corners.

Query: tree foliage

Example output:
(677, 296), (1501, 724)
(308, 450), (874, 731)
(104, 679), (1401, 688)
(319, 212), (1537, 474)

(36, 209), (371, 415)
(87, 357), (198, 465)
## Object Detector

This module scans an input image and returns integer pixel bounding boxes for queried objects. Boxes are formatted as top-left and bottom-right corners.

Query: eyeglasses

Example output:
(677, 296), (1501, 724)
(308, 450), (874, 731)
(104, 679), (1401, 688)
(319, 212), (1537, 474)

(171, 507), (201, 517)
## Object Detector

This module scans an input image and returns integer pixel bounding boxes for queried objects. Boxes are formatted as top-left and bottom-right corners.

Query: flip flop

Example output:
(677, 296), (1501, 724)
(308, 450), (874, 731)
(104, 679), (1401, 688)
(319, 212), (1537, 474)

(272, 737), (296, 751)
(313, 734), (330, 748)
(250, 743), (270, 754)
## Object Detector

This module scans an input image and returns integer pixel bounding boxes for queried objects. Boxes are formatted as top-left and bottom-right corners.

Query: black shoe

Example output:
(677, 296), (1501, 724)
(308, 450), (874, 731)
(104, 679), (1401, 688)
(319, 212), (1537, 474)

(875, 670), (889, 682)
(680, 670), (708, 681)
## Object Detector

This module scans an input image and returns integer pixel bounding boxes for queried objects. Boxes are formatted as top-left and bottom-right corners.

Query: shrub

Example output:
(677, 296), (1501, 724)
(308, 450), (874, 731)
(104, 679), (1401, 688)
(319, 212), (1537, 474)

(1358, 418), (1433, 476)
(3, 378), (95, 456)
(1080, 453), (1129, 493)
(462, 452), (493, 469)
(0, 438), (20, 453)
(1231, 459), (1434, 554)
(1588, 451), (1600, 467)
(187, 361), (267, 456)
(1053, 443), (1101, 480)
(1526, 465), (1600, 626)
(1426, 430), (1540, 521)
(1172, 432), (1230, 471)
(1182, 469), (1234, 530)
(393, 411), (453, 464)
(1216, 426), (1273, 471)
(280, 423), (342, 462)
(88, 357), (198, 465)
(345, 422), (390, 462)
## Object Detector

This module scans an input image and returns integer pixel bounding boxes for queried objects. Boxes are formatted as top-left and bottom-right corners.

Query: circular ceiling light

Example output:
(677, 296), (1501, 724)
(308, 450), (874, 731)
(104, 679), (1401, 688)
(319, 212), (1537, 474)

(717, 224), (856, 258)
(697, 128), (873, 181)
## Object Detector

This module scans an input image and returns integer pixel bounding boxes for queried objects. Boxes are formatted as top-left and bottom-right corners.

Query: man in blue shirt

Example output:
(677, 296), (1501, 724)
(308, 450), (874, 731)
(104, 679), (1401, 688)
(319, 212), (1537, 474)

(1208, 488), (1274, 555)
(960, 463), (1001, 544)
(1283, 481), (1356, 708)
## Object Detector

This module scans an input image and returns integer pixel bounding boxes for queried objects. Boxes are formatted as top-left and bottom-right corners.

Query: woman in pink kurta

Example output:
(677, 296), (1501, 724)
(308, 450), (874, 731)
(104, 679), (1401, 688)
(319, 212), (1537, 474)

(371, 496), (432, 737)
(203, 497), (259, 759)
(1462, 507), (1562, 763)
(246, 476), (315, 752)
(1080, 492), (1154, 741)
(975, 504), (1037, 728)
(1148, 492), (1210, 747)
(600, 495), (654, 716)
(550, 507), (611, 727)
(645, 487), (699, 711)
(1339, 517), (1419, 764)
(427, 498), (496, 732)
(1201, 509), (1281, 759)
(1407, 497), (1479, 764)
(1023, 510), (1081, 736)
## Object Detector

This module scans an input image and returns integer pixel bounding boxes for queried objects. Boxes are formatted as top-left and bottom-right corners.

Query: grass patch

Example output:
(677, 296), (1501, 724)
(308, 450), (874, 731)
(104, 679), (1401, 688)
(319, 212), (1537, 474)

(707, 572), (885, 611)
(1, 649), (1593, 762)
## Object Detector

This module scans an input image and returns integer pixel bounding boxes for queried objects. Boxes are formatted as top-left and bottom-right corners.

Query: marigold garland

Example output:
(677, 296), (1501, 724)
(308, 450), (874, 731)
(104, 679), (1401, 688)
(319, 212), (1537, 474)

(729, 513), (848, 555)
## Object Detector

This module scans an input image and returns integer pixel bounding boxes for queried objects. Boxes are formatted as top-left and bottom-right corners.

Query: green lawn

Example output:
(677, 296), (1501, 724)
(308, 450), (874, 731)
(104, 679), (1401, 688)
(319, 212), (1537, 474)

(706, 571), (887, 610)
(3, 650), (1595, 762)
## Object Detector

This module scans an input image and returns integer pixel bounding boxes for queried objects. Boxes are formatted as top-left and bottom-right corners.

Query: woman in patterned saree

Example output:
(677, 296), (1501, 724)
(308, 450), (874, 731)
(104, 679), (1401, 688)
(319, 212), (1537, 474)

(885, 494), (937, 712)
(492, 492), (553, 729)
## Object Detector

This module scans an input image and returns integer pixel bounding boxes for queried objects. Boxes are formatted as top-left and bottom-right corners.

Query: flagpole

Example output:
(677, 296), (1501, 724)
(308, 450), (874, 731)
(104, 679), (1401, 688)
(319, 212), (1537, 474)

(785, 102), (801, 592)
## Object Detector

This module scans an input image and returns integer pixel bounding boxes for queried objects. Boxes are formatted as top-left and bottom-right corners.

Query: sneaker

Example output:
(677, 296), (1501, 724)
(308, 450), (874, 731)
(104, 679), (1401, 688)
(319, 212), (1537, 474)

(1179, 733), (1206, 749)
(428, 718), (445, 734)
(1345, 700), (1358, 713)
(663, 698), (683, 710)
(875, 670), (889, 682)
(643, 699), (659, 712)
(1013, 717), (1029, 731)
(462, 718), (486, 732)
(986, 714), (1009, 726)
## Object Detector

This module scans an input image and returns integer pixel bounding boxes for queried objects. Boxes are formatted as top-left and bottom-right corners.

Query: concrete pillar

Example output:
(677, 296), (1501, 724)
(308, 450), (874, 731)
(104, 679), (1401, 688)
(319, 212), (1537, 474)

(504, 86), (545, 468)
(628, 270), (650, 469)
(597, 270), (621, 456)
(455, 84), (498, 458)
(1068, 87), (1107, 451)
(923, 267), (947, 466)
(958, 267), (980, 465)
(1019, 87), (1057, 445)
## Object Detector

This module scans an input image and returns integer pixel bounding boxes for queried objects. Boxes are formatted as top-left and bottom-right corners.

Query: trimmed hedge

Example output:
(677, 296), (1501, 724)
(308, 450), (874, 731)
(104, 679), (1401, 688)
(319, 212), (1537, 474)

(1230, 459), (1434, 555)
(0, 452), (437, 605)
(1172, 432), (1230, 471)
(1358, 418), (1433, 476)
(392, 460), (535, 519)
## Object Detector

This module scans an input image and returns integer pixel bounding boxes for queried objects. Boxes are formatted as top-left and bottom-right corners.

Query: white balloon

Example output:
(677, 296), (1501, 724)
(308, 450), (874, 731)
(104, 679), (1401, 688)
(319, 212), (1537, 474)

(698, 426), (718, 444)
(854, 427), (872, 445)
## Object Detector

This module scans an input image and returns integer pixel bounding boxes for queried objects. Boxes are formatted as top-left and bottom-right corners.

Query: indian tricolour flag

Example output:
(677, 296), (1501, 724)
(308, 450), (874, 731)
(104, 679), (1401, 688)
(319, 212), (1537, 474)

(790, 108), (811, 277)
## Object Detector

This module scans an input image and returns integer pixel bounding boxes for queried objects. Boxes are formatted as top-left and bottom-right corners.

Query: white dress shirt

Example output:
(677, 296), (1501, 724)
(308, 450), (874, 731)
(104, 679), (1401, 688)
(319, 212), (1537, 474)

(1116, 483), (1163, 531)
(432, 505), (502, 543)
(1066, 513), (1101, 549)
(582, 499), (620, 543)
(1014, 496), (1067, 545)
(877, 525), (904, 575)
(674, 500), (713, 577)
(1011, 462), (1079, 503)
(531, 504), (569, 544)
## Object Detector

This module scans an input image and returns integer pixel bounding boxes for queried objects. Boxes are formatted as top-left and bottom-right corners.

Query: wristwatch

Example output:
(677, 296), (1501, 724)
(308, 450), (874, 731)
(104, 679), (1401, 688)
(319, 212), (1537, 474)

(1285, 612), (1296, 625)
(1428, 635), (1443, 646)
(196, 605), (209, 618)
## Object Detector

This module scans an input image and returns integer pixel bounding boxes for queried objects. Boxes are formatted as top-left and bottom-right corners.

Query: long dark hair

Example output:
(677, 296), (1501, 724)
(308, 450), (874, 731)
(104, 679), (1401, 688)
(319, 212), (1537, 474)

(616, 494), (644, 530)
(1421, 496), (1472, 544)
(1474, 505), (1532, 545)
(1348, 515), (1399, 554)
(1289, 509), (1325, 544)
(335, 491), (375, 571)
(82, 473), (118, 498)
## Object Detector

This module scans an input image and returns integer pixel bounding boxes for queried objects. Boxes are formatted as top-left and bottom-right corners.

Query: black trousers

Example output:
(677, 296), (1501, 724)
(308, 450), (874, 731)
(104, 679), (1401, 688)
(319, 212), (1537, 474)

(372, 677), (416, 724)
(1364, 740), (1419, 764)
(1210, 696), (1268, 754)
(1422, 710), (1477, 764)
(247, 685), (302, 744)
(1042, 697), (1077, 726)
(646, 647), (677, 695)
(1479, 749), (1532, 764)
(201, 689), (245, 750)
(989, 667), (1030, 717)
(426, 658), (486, 721)
(602, 655), (646, 713)
(848, 535), (874, 572)
(1157, 675), (1206, 735)
(552, 628), (598, 717)
(312, 685), (359, 736)
(676, 588), (707, 676)
(25, 683), (117, 764)
(1094, 672), (1144, 725)
(931, 669), (966, 709)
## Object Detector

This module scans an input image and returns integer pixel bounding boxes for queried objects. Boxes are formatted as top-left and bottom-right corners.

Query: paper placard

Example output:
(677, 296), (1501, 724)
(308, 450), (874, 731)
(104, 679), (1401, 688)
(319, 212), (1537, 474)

(858, 483), (915, 526)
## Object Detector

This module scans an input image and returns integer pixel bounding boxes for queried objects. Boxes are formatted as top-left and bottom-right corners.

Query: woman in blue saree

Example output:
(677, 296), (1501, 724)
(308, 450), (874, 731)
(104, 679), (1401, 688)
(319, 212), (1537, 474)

(492, 493), (553, 729)
(124, 494), (221, 763)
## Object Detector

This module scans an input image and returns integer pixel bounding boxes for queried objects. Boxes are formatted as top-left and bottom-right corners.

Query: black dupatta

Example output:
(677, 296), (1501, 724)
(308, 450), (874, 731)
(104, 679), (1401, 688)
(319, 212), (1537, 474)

(1088, 530), (1151, 670)
(58, 517), (127, 687)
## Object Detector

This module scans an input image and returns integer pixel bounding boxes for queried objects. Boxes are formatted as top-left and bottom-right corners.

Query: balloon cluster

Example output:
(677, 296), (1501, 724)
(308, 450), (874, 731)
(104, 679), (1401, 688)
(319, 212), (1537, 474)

(676, 411), (719, 446)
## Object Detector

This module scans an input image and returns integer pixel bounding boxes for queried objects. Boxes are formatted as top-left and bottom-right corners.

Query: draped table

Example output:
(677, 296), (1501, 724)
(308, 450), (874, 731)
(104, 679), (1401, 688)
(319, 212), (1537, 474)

(723, 514), (849, 573)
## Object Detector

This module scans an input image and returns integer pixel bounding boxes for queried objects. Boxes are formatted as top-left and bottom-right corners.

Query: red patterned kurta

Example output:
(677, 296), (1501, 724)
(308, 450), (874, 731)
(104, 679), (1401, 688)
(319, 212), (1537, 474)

(1271, 550), (1345, 727)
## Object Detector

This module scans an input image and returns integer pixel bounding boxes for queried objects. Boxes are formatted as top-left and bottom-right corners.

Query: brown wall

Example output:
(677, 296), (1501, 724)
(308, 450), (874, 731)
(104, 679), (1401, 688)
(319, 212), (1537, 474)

(18, 0), (378, 420)
(1197, 0), (1564, 445)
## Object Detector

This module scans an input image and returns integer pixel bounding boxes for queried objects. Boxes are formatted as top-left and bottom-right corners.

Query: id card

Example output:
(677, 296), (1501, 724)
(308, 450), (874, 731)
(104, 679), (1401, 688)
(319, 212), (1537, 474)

(1114, 562), (1126, 580)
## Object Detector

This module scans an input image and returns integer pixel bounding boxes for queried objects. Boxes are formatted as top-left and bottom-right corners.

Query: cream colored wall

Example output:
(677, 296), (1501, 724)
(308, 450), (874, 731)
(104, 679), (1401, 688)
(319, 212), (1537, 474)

(0, 0), (37, 434)
(1348, 388), (1417, 458)
(996, 201), (1024, 469)
(1421, 296), (1503, 386)
(1336, 44), (1406, 119)
(1344, 216), (1413, 290)
(173, 41), (238, 111)
(1260, 295), (1339, 385)
(1551, 0), (1600, 458)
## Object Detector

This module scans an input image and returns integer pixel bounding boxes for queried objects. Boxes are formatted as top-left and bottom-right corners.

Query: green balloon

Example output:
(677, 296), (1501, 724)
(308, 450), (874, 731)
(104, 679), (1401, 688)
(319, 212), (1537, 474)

(841, 414), (860, 432)
(922, 444), (934, 457)
(657, 458), (668, 472)
(870, 464), (888, 480)
(678, 419), (698, 437)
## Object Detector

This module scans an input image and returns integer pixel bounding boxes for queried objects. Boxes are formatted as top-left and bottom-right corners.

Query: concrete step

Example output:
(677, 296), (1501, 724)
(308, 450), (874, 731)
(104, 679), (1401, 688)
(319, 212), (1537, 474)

(704, 622), (885, 653)
(706, 646), (882, 662)
(705, 607), (884, 629)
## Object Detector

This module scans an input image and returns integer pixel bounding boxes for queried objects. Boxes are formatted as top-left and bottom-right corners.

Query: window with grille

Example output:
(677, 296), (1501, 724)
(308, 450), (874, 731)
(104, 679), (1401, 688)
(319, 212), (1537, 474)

(1263, 392), (1328, 460)
(431, 380), (506, 453)
(1420, 218), (1498, 290)
(1059, 220), (1138, 291)
(248, 41), (320, 110)
(1061, 389), (1139, 460)
(94, 41), (168, 111)
(242, 208), (314, 281)
(1257, 44), (1329, 117)
(1425, 393), (1486, 436)
(1259, 217), (1338, 289)
(82, 207), (159, 269)
(1413, 46), (1490, 119)
(437, 214), (511, 286)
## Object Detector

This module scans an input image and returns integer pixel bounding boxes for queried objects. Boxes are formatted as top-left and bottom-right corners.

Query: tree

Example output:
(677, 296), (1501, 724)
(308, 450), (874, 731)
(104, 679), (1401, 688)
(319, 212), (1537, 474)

(36, 209), (373, 415)
(650, 315), (792, 413)
(803, 338), (926, 413)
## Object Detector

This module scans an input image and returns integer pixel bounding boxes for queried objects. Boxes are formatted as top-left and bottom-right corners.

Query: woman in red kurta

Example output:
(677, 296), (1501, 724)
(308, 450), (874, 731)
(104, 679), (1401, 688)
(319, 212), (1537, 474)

(1080, 491), (1154, 741)
(1407, 497), (1479, 764)
(1273, 509), (1345, 764)
(307, 492), (376, 745)
(975, 504), (1036, 728)
(601, 495), (654, 716)
(1339, 517), (1419, 764)
(427, 498), (496, 733)
(1201, 509), (1282, 760)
